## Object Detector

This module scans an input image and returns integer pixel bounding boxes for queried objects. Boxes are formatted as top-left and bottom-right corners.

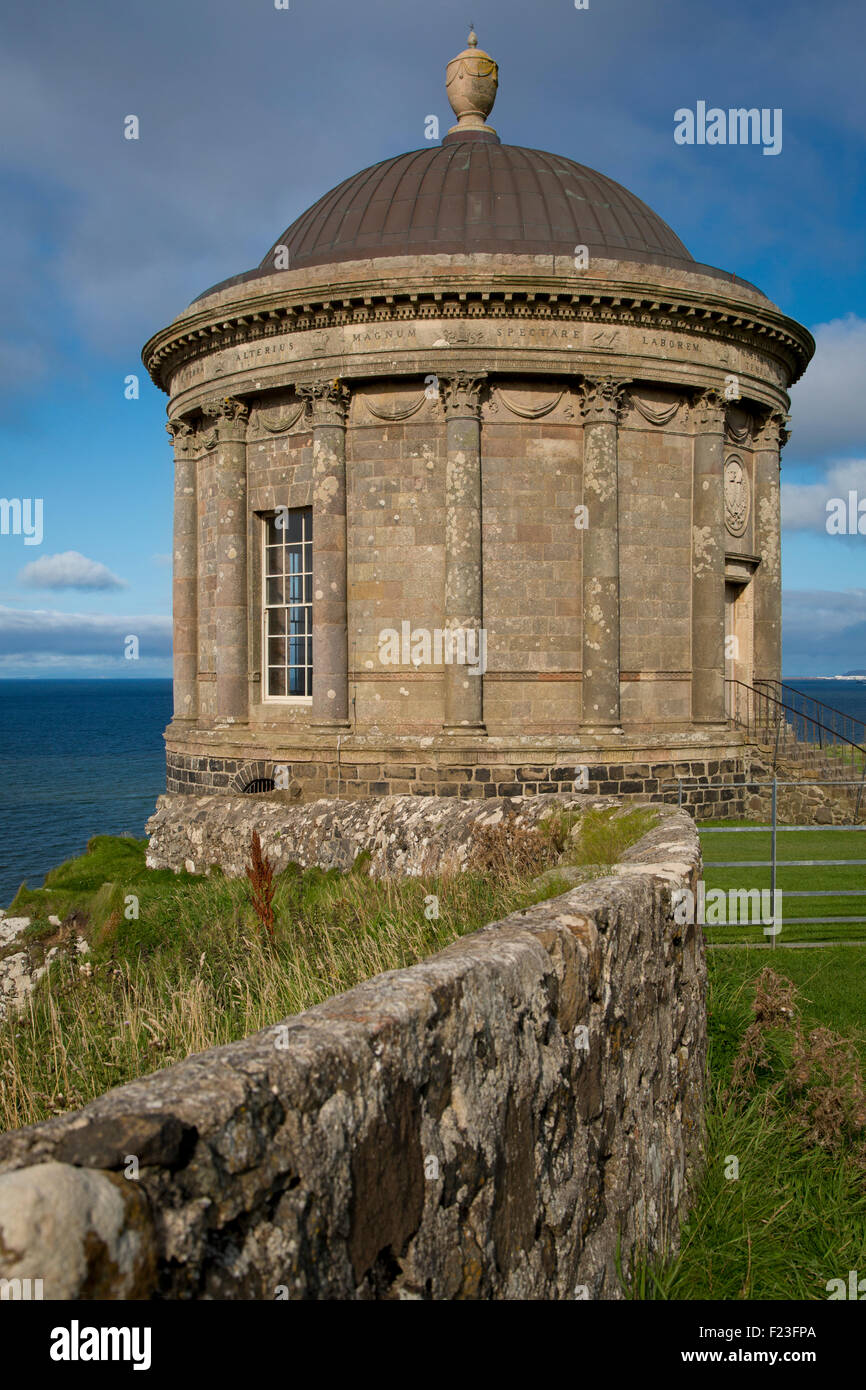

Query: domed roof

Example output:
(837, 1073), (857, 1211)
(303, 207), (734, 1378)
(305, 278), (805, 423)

(258, 141), (695, 275)
(191, 29), (758, 304)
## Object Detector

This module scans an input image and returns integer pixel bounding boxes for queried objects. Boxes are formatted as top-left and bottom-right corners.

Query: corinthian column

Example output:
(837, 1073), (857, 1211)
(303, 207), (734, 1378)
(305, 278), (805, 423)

(298, 380), (351, 727)
(440, 372), (486, 731)
(692, 389), (727, 722)
(753, 409), (789, 686)
(579, 378), (627, 729)
(203, 396), (249, 723)
(166, 416), (198, 722)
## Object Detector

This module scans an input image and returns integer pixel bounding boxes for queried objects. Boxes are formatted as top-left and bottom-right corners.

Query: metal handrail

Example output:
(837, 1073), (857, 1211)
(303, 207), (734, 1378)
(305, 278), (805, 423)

(754, 678), (866, 750)
(725, 678), (866, 820)
(726, 679), (866, 764)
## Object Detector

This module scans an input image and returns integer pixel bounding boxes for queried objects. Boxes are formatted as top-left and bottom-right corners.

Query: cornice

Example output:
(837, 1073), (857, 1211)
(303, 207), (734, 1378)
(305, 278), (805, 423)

(142, 273), (814, 396)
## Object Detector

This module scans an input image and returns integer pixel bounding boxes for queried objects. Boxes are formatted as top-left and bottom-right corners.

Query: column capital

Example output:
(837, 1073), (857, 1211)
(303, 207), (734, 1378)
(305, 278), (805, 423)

(298, 379), (351, 426)
(754, 408), (791, 451)
(692, 388), (727, 432)
(166, 416), (196, 456)
(578, 377), (630, 425)
(439, 372), (487, 419)
(201, 396), (249, 440)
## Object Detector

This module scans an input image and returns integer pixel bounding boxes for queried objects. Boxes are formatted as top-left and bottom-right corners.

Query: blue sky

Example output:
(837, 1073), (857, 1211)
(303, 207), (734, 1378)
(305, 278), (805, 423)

(0, 0), (863, 677)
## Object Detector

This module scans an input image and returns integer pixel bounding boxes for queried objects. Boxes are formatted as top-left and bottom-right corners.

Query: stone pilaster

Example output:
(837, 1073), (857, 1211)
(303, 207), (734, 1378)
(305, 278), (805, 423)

(166, 417), (198, 723)
(752, 409), (789, 686)
(692, 389), (727, 722)
(440, 372), (486, 732)
(298, 380), (351, 726)
(579, 378), (627, 729)
(203, 396), (249, 723)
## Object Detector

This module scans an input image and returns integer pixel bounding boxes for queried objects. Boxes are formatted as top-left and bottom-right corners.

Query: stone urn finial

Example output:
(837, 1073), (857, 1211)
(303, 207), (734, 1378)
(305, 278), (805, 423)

(446, 27), (499, 138)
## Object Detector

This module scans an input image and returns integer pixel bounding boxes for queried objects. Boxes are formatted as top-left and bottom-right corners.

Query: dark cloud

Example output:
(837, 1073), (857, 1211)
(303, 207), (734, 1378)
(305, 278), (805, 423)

(783, 588), (866, 674)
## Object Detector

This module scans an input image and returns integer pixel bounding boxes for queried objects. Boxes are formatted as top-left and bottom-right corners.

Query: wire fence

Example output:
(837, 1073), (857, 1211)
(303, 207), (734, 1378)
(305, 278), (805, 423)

(667, 776), (866, 946)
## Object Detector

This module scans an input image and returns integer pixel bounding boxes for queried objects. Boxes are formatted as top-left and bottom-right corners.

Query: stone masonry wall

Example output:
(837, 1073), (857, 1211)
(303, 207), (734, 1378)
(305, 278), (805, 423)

(146, 790), (598, 878)
(165, 749), (747, 819)
(0, 809), (705, 1300)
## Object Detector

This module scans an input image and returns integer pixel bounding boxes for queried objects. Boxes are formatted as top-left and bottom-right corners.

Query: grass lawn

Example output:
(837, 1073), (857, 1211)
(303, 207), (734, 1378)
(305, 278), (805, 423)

(628, 945), (866, 1300)
(0, 807), (656, 1133)
(699, 820), (866, 945)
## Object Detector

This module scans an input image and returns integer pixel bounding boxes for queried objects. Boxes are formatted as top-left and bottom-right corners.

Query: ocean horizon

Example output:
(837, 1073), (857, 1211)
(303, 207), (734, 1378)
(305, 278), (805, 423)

(2, 675), (866, 909)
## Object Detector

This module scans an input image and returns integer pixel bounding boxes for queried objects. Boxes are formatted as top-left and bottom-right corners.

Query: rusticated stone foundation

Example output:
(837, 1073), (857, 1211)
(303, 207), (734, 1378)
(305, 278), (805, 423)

(0, 809), (705, 1301)
(165, 748), (748, 819)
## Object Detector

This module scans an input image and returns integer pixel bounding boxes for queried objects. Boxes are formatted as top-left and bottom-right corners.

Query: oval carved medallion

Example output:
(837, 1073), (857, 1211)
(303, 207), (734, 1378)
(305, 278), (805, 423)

(724, 455), (750, 537)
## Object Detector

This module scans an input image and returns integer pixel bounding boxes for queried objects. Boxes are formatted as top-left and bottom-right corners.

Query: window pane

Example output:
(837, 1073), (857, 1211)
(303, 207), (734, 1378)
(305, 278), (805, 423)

(289, 606), (305, 635)
(264, 506), (312, 697)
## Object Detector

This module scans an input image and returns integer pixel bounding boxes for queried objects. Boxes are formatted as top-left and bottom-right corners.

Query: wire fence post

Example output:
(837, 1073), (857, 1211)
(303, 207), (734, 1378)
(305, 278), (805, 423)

(771, 776), (778, 950)
(678, 779), (683, 809)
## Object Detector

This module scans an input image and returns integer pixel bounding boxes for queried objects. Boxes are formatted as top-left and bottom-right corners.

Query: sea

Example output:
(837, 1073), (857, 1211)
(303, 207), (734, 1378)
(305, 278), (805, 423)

(0, 680), (172, 908)
(1, 675), (865, 910)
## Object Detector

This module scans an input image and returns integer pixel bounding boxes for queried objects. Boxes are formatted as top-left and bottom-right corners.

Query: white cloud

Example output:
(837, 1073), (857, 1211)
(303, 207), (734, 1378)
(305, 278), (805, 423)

(0, 607), (171, 658)
(782, 459), (866, 533)
(788, 315), (866, 461)
(18, 551), (127, 591)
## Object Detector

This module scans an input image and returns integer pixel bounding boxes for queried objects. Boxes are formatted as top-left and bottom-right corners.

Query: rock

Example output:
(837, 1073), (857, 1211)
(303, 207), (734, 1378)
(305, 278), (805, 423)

(0, 933), (90, 1023)
(0, 1161), (156, 1299)
(145, 792), (622, 880)
(0, 808), (705, 1301)
(54, 1113), (195, 1171)
(0, 916), (31, 948)
(0, 952), (33, 1019)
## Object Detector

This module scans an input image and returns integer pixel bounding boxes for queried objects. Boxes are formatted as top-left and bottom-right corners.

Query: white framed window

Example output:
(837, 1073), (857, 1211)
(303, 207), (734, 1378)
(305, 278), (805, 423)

(263, 508), (313, 701)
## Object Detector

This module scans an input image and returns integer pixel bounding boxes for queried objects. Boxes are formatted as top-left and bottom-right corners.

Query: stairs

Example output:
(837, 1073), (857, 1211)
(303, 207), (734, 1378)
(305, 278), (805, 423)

(726, 679), (866, 822)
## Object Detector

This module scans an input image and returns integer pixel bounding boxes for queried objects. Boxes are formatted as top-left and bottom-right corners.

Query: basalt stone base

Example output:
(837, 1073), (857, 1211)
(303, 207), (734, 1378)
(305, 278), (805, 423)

(164, 734), (748, 820)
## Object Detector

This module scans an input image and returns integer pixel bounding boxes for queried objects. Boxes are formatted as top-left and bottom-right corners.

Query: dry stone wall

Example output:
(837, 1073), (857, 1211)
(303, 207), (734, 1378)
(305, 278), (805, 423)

(0, 807), (705, 1300)
(145, 789), (609, 878)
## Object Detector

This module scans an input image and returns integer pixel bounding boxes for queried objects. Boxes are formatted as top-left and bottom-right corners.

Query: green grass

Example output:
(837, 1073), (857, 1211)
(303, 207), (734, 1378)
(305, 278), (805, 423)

(626, 946), (866, 1300)
(0, 810), (657, 1133)
(698, 820), (866, 944)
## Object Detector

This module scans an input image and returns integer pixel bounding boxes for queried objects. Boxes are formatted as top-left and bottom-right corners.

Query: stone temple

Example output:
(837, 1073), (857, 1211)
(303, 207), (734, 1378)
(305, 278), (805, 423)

(143, 31), (813, 810)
